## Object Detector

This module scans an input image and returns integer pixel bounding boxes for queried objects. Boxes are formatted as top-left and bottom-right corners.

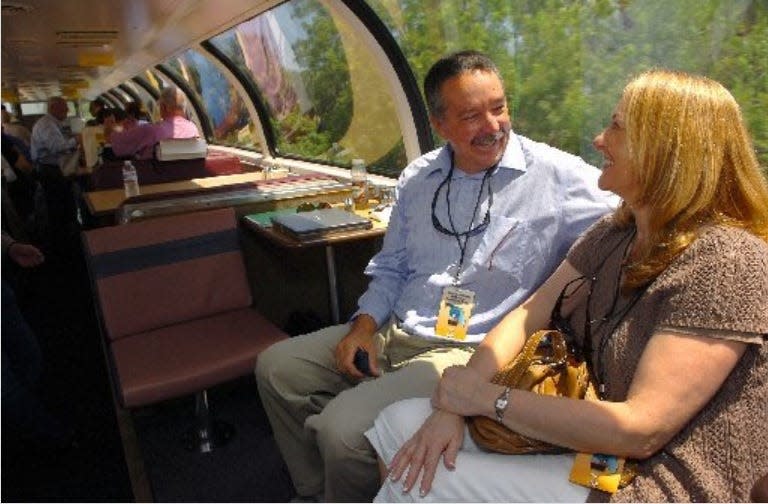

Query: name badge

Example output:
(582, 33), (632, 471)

(569, 452), (627, 493)
(435, 286), (475, 340)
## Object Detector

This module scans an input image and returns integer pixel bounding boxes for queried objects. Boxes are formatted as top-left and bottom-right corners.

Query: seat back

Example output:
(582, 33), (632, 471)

(83, 207), (252, 341)
(91, 158), (207, 189)
(90, 152), (242, 190)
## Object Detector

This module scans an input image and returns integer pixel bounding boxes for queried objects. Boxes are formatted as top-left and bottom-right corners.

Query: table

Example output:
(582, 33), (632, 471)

(242, 207), (387, 324)
(83, 172), (267, 217)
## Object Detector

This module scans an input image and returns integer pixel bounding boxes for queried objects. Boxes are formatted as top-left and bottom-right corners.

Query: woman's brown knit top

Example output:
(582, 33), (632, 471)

(567, 216), (767, 502)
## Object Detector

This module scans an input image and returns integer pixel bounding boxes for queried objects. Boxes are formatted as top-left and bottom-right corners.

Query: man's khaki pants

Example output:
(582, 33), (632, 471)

(255, 320), (475, 502)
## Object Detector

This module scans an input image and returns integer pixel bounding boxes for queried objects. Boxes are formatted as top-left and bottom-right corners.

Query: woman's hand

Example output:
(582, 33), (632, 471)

(386, 408), (465, 497)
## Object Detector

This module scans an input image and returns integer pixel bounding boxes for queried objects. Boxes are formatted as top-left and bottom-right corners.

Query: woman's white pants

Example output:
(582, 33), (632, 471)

(365, 398), (590, 503)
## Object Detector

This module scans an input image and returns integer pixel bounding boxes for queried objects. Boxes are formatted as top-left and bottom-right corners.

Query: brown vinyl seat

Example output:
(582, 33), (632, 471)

(82, 206), (287, 451)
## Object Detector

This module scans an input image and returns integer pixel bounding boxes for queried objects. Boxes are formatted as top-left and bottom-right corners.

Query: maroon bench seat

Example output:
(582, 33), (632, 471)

(82, 207), (287, 421)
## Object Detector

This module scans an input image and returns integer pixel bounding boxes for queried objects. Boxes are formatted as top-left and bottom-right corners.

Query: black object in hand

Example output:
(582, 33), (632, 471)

(353, 348), (372, 376)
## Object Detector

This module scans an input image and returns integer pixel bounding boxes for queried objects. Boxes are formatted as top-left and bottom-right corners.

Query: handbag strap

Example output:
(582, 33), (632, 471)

(493, 329), (567, 385)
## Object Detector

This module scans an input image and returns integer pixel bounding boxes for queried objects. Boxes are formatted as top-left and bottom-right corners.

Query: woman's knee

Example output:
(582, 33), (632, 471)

(376, 398), (433, 440)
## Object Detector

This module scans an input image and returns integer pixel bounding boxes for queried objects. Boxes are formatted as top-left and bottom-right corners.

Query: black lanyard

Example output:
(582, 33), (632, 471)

(550, 228), (643, 399)
(582, 228), (642, 398)
(431, 152), (494, 283)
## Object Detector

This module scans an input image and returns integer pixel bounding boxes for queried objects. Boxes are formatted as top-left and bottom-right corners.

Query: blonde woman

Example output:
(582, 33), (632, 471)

(366, 69), (768, 502)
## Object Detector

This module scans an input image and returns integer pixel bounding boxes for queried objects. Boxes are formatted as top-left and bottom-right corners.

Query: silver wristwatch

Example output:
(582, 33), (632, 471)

(494, 386), (511, 423)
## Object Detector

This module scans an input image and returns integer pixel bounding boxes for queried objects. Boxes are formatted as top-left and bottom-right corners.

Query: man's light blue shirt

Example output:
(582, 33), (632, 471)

(30, 113), (77, 166)
(354, 133), (618, 343)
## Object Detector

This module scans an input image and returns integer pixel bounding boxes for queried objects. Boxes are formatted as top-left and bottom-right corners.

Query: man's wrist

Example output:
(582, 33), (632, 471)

(350, 313), (378, 334)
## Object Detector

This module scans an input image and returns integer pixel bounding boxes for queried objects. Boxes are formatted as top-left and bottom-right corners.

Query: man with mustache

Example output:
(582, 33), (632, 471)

(256, 50), (617, 502)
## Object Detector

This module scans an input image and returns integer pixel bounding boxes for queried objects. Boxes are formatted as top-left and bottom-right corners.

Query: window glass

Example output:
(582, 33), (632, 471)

(209, 0), (404, 176)
(20, 101), (47, 116)
(111, 88), (132, 103)
(163, 48), (257, 149)
(365, 0), (768, 167)
(143, 70), (162, 93)
(19, 101), (75, 117)
(105, 90), (126, 107)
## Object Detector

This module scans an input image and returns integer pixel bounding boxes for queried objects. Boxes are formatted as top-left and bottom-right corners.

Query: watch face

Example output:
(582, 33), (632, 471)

(495, 387), (509, 422)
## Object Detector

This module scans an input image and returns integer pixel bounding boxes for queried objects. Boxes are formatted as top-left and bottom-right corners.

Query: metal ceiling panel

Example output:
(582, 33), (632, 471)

(1, 0), (277, 102)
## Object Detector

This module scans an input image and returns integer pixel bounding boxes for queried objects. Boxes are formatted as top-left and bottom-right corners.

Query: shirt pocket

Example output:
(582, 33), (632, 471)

(470, 216), (530, 276)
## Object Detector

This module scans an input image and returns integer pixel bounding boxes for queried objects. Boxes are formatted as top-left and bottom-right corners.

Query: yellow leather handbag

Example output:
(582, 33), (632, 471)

(467, 329), (596, 454)
(467, 328), (638, 493)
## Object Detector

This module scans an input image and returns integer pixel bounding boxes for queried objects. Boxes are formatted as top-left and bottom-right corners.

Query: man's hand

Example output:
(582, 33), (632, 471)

(386, 409), (464, 498)
(334, 314), (380, 379)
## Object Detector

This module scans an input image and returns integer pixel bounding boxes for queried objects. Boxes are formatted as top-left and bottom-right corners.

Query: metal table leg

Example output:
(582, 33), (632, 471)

(325, 245), (340, 324)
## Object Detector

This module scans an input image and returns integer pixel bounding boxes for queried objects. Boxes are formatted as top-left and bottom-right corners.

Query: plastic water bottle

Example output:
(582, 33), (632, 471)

(350, 158), (368, 210)
(122, 160), (140, 197)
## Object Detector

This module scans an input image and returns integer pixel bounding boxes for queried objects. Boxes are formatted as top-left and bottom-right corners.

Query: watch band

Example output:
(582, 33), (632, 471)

(494, 386), (511, 423)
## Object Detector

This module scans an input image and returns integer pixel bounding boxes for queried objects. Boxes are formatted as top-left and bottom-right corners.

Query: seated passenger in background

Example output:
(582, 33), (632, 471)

(2, 131), (38, 232)
(104, 86), (199, 160)
(255, 50), (617, 502)
(124, 101), (151, 126)
(368, 69), (768, 503)
(86, 99), (106, 126)
(2, 106), (32, 148)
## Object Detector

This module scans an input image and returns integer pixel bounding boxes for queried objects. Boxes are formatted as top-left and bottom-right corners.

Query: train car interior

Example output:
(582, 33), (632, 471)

(2, 0), (766, 501)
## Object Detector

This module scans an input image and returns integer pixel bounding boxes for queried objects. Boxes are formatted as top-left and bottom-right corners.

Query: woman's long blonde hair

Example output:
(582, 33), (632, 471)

(615, 69), (768, 289)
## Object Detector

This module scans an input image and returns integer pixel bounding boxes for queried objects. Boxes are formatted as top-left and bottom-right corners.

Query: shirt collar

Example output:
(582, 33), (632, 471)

(46, 113), (65, 126)
(429, 133), (528, 178)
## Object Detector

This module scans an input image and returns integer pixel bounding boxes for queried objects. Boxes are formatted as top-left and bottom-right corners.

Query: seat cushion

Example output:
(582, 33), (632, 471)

(110, 307), (287, 408)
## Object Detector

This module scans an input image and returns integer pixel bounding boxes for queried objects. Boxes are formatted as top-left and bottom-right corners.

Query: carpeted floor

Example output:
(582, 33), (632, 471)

(130, 377), (295, 502)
